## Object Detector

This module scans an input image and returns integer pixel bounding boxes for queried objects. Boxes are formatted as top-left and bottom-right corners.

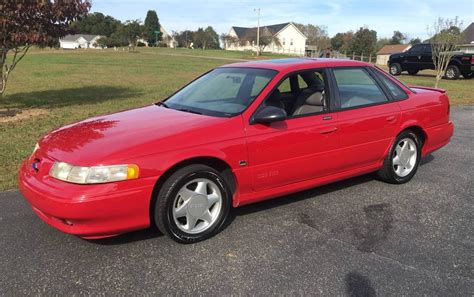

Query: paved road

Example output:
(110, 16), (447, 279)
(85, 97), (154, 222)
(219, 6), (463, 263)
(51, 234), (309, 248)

(1, 106), (473, 296)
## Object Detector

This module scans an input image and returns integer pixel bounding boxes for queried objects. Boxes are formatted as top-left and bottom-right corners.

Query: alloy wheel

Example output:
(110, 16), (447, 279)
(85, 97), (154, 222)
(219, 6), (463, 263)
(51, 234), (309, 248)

(172, 178), (222, 234)
(392, 138), (418, 177)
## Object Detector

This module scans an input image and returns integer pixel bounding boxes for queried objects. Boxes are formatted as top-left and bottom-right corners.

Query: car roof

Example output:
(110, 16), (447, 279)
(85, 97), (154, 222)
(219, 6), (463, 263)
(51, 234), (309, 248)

(220, 58), (371, 72)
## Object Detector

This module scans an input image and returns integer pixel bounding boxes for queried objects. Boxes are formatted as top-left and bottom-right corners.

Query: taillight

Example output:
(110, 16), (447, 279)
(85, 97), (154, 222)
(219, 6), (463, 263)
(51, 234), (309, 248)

(471, 57), (474, 64)
(448, 102), (450, 116)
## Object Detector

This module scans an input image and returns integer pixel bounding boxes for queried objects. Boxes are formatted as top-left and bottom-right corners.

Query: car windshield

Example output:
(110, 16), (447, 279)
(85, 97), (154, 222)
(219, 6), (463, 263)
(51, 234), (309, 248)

(163, 67), (277, 117)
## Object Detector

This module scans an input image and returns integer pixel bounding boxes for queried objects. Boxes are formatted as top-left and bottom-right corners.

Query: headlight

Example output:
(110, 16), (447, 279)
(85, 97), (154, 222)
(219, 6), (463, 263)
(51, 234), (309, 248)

(49, 161), (139, 184)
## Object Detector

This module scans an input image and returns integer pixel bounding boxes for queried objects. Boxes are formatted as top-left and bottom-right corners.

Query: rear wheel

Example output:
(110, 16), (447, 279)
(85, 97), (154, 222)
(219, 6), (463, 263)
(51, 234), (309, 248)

(407, 69), (419, 75)
(445, 65), (460, 80)
(377, 131), (421, 184)
(389, 63), (402, 76)
(154, 164), (231, 243)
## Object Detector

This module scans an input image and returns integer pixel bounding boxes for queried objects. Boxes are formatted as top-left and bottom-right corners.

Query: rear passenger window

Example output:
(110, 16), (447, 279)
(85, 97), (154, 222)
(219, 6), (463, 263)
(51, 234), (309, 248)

(376, 72), (408, 100)
(333, 68), (388, 109)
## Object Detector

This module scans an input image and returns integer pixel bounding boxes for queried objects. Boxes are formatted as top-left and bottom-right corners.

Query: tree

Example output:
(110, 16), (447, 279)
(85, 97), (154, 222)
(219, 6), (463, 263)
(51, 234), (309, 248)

(295, 23), (330, 50)
(118, 20), (143, 51)
(143, 10), (161, 46)
(331, 31), (354, 53)
(221, 34), (239, 49)
(70, 12), (121, 37)
(236, 27), (281, 55)
(0, 0), (90, 95)
(428, 17), (464, 88)
(173, 30), (194, 48)
(376, 38), (391, 52)
(390, 31), (406, 44)
(409, 37), (422, 45)
(350, 27), (377, 55)
(204, 26), (220, 49)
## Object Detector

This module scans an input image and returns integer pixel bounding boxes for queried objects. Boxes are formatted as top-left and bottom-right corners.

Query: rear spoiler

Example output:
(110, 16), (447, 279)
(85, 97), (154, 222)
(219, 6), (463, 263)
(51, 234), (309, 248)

(409, 86), (447, 94)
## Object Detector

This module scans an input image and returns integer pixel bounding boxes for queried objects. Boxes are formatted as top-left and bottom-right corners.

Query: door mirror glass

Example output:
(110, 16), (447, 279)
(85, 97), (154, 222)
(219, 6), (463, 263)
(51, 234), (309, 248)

(253, 106), (287, 124)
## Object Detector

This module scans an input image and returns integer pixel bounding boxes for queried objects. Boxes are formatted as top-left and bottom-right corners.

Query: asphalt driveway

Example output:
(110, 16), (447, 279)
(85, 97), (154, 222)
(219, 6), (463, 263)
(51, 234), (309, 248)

(1, 106), (473, 296)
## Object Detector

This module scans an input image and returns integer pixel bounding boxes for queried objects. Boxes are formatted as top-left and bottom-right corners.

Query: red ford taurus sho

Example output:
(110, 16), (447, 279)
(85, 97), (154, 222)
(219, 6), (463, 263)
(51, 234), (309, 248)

(19, 58), (454, 243)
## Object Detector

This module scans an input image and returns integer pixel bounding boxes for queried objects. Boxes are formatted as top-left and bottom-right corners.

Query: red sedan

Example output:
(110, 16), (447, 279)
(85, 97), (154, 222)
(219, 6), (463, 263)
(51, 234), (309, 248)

(19, 58), (454, 243)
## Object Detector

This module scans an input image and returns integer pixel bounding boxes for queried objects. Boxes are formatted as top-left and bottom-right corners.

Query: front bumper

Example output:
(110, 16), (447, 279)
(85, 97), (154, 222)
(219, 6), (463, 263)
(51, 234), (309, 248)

(18, 161), (157, 239)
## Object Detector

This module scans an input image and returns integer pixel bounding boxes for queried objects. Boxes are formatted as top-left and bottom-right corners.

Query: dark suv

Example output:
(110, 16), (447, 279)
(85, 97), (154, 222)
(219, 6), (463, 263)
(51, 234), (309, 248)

(388, 43), (474, 79)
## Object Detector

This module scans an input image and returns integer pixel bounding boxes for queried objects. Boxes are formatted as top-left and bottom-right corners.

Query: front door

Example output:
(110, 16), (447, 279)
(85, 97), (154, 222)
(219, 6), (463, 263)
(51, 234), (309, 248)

(245, 70), (341, 191)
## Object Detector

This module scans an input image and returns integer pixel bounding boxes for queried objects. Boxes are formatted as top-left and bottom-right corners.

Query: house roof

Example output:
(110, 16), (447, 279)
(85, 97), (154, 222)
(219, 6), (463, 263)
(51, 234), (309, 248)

(231, 22), (304, 40)
(462, 22), (474, 43)
(377, 44), (411, 55)
(60, 34), (100, 42)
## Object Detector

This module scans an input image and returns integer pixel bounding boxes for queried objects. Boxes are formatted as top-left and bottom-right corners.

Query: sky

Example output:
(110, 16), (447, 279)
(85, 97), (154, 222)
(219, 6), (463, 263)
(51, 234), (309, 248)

(91, 0), (474, 39)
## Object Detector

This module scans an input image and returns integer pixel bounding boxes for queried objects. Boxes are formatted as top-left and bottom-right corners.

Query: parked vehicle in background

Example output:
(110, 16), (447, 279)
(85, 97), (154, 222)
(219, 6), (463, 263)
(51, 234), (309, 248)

(19, 58), (454, 243)
(388, 43), (474, 79)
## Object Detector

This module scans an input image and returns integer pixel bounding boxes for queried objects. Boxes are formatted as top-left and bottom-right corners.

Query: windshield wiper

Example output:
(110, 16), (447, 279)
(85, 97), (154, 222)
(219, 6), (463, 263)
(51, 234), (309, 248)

(156, 102), (169, 108)
(176, 108), (203, 115)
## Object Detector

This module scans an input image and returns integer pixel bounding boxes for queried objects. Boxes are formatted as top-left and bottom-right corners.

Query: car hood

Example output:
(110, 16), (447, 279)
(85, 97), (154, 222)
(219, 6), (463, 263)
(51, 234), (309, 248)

(39, 105), (239, 166)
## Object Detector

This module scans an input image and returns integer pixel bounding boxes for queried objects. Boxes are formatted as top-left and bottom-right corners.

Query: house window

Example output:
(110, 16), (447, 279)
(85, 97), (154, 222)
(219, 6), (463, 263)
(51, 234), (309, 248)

(282, 38), (286, 46)
(290, 38), (293, 46)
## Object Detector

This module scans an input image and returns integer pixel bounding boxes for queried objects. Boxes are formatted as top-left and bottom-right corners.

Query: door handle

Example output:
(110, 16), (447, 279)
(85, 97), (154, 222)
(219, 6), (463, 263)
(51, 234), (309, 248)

(320, 127), (338, 134)
(386, 115), (396, 122)
(322, 116), (332, 121)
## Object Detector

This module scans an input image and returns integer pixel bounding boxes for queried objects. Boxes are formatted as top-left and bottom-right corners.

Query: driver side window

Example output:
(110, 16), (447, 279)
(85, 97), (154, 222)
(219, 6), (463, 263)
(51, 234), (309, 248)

(263, 70), (328, 118)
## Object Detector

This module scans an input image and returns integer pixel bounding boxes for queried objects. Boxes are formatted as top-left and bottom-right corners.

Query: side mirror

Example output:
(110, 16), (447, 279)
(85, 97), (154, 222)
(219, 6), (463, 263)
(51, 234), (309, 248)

(253, 106), (287, 124)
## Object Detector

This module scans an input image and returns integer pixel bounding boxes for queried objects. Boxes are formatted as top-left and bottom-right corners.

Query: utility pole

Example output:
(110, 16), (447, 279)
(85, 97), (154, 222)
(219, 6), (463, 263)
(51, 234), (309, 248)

(254, 8), (260, 56)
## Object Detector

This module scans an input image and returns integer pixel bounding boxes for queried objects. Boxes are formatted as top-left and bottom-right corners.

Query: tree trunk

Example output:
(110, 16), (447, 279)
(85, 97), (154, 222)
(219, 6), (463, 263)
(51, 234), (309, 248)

(0, 45), (30, 96)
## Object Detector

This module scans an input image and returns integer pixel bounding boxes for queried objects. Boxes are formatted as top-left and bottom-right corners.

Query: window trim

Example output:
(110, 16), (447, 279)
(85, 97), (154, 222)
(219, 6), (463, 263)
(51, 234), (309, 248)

(249, 68), (334, 124)
(329, 66), (392, 111)
(367, 67), (409, 101)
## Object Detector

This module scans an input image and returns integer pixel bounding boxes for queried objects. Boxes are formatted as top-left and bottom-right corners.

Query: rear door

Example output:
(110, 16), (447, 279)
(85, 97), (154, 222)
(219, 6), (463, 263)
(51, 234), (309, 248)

(330, 67), (400, 172)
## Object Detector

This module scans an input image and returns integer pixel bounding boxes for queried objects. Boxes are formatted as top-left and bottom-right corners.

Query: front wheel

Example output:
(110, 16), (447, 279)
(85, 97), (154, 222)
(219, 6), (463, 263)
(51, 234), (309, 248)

(377, 131), (421, 184)
(153, 164), (231, 243)
(389, 63), (402, 76)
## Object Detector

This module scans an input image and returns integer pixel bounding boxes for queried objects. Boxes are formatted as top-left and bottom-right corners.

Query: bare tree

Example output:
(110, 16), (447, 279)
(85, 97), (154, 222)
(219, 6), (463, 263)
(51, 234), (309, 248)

(241, 28), (281, 55)
(429, 17), (464, 88)
(221, 34), (240, 50)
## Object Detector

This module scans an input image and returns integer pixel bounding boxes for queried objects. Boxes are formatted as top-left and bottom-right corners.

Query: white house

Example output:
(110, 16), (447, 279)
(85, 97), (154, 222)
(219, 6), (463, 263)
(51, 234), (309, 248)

(225, 22), (307, 55)
(160, 25), (177, 48)
(59, 34), (102, 49)
(376, 44), (412, 65)
(137, 25), (177, 48)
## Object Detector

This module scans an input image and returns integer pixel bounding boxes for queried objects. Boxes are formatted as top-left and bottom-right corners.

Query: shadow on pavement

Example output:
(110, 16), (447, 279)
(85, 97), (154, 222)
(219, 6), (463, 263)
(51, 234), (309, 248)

(345, 272), (377, 297)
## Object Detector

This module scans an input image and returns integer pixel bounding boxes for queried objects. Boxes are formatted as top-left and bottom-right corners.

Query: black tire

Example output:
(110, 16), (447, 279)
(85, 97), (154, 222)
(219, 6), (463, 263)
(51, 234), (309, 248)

(407, 69), (419, 75)
(444, 65), (460, 80)
(377, 130), (421, 184)
(153, 164), (231, 244)
(462, 72), (473, 79)
(389, 63), (402, 76)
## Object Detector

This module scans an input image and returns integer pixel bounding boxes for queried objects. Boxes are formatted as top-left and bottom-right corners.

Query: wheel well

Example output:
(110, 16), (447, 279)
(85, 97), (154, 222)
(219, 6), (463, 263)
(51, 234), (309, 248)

(149, 157), (237, 227)
(403, 126), (427, 146)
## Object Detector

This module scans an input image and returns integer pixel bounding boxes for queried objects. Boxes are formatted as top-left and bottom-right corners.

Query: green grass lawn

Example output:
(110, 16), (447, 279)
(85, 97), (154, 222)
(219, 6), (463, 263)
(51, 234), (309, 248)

(0, 48), (473, 190)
